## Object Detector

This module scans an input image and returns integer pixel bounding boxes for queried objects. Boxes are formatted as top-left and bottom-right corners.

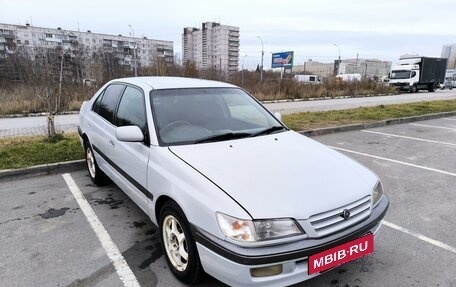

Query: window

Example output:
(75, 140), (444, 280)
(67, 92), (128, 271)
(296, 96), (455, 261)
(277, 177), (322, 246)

(25, 40), (29, 45)
(115, 86), (146, 131)
(96, 84), (125, 124)
(46, 33), (52, 38)
(92, 90), (105, 113)
(151, 88), (280, 145)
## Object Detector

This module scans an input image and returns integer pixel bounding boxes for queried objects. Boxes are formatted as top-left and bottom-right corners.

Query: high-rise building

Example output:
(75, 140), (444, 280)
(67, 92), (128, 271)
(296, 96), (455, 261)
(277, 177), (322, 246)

(182, 22), (239, 74)
(0, 22), (174, 70)
(442, 44), (456, 69)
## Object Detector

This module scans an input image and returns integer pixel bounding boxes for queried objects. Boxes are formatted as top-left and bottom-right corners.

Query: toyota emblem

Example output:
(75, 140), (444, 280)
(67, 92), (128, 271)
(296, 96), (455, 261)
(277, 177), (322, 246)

(341, 209), (350, 220)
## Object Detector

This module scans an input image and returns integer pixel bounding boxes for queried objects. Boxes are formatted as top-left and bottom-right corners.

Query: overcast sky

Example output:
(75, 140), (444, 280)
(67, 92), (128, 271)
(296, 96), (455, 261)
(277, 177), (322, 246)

(1, 0), (455, 69)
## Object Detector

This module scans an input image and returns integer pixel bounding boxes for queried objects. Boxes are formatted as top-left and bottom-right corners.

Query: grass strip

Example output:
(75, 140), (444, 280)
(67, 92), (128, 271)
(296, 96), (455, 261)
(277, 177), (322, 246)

(0, 133), (83, 170)
(283, 99), (456, 131)
(1, 99), (456, 170)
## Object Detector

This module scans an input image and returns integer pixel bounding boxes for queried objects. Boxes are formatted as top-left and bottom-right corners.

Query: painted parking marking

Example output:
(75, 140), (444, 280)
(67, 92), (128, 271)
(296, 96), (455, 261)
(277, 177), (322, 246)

(62, 173), (140, 287)
(329, 146), (456, 177)
(409, 123), (456, 130)
(383, 221), (456, 254)
(442, 118), (456, 121)
(361, 130), (456, 147)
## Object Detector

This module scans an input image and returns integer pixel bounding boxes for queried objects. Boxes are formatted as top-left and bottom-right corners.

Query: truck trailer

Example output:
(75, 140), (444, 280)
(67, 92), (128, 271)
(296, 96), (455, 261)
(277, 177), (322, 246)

(389, 56), (447, 93)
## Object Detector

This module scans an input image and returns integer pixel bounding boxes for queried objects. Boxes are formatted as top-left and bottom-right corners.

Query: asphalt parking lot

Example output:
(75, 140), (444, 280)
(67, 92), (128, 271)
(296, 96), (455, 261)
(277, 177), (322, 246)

(1, 117), (455, 287)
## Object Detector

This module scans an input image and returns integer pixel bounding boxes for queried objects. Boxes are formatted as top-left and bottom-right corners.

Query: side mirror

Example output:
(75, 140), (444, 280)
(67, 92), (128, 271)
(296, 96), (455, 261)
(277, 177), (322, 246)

(274, 112), (282, 121)
(116, 126), (144, 142)
(411, 71), (416, 78)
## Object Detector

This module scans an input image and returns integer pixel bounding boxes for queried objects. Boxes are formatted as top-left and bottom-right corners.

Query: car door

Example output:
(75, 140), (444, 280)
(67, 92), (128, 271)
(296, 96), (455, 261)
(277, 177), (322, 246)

(88, 83), (125, 176)
(111, 85), (152, 208)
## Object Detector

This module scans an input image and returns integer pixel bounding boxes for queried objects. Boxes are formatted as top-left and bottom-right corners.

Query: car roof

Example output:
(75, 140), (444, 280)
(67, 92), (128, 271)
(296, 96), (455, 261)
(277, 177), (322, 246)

(111, 76), (238, 90)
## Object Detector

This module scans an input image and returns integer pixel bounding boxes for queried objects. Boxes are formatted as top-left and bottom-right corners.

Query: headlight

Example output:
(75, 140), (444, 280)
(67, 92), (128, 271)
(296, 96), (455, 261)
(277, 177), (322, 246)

(372, 181), (384, 206)
(216, 213), (303, 242)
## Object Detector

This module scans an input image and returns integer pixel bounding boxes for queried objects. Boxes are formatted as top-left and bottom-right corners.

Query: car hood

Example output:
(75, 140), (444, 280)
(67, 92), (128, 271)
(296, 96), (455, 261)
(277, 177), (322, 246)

(169, 131), (378, 220)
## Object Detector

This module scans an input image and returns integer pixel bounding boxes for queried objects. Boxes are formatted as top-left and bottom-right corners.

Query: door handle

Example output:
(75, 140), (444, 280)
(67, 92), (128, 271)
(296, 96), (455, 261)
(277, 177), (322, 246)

(109, 140), (115, 147)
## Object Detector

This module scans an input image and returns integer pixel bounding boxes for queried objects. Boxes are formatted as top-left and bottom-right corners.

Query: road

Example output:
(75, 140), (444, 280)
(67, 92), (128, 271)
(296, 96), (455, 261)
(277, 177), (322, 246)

(0, 89), (455, 138)
(1, 116), (455, 286)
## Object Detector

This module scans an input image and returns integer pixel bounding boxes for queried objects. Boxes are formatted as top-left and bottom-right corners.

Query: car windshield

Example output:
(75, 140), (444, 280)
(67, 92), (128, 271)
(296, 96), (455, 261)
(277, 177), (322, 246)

(150, 88), (285, 145)
(390, 70), (411, 79)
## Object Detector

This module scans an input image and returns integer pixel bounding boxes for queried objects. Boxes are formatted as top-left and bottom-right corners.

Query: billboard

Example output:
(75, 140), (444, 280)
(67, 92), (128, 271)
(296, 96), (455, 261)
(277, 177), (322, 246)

(271, 51), (294, 68)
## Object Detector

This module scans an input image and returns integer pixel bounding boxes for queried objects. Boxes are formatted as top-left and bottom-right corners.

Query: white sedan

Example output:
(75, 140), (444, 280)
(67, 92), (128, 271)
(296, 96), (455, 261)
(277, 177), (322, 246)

(78, 77), (389, 287)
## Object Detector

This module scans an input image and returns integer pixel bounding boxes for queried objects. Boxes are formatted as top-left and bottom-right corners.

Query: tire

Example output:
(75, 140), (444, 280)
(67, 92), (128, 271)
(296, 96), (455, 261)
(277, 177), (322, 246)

(84, 140), (108, 185)
(159, 201), (204, 284)
(410, 85), (417, 93)
(428, 84), (435, 92)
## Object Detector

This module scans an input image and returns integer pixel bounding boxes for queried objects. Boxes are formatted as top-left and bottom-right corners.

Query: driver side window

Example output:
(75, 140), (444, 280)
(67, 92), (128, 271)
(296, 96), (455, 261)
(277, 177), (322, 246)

(115, 86), (147, 131)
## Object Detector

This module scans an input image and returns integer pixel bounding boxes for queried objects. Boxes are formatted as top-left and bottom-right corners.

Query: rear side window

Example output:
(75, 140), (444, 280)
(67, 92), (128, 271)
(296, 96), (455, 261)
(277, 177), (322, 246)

(115, 86), (147, 131)
(97, 84), (125, 124)
(92, 90), (105, 113)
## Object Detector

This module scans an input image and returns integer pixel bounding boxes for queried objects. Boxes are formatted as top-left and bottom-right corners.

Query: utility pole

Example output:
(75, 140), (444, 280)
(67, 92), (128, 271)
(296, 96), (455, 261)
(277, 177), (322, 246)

(129, 25), (138, 77)
(333, 43), (341, 75)
(242, 54), (247, 85)
(257, 36), (264, 82)
(356, 53), (359, 74)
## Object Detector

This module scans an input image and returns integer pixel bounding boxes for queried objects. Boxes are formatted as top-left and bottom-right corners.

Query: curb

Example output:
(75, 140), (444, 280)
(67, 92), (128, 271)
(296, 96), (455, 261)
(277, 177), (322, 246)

(0, 159), (85, 181)
(299, 111), (456, 137)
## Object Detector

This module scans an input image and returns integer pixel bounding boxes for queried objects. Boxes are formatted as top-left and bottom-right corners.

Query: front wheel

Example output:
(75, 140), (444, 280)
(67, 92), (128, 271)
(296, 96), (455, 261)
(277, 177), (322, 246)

(159, 201), (204, 284)
(410, 85), (417, 93)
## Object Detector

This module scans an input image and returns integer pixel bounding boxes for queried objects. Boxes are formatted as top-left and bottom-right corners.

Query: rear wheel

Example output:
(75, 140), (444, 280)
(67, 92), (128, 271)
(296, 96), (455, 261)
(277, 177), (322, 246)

(159, 201), (204, 284)
(84, 141), (108, 185)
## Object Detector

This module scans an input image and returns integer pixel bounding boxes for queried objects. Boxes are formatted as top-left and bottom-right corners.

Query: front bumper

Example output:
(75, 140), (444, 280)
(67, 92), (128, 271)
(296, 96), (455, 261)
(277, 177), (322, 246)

(193, 195), (389, 287)
(390, 83), (411, 91)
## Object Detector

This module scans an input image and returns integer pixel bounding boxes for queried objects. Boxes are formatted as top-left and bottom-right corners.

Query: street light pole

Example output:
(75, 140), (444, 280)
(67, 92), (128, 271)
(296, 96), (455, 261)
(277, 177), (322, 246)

(242, 54), (247, 85)
(129, 25), (138, 77)
(333, 43), (340, 75)
(257, 36), (264, 82)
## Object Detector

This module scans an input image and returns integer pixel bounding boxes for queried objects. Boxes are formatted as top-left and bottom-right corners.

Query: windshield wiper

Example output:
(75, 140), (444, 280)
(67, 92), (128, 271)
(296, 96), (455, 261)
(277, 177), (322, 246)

(250, 126), (287, 137)
(194, 132), (252, 144)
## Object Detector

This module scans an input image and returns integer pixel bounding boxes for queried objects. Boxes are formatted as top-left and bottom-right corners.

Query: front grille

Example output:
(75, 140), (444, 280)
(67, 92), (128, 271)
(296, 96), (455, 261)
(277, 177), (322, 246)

(309, 195), (371, 237)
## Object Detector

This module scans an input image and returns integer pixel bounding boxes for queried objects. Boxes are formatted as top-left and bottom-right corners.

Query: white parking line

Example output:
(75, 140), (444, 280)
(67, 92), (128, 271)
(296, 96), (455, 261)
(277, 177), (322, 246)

(383, 221), (456, 254)
(329, 146), (456, 177)
(410, 123), (456, 130)
(62, 174), (140, 287)
(442, 118), (456, 121)
(361, 130), (456, 147)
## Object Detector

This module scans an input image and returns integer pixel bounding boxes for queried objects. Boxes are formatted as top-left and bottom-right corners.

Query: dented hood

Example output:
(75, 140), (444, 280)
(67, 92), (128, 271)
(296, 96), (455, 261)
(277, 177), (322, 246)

(169, 131), (378, 220)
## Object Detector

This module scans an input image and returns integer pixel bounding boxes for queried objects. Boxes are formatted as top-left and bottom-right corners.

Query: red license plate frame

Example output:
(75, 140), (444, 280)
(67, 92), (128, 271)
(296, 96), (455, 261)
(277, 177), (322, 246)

(308, 233), (374, 275)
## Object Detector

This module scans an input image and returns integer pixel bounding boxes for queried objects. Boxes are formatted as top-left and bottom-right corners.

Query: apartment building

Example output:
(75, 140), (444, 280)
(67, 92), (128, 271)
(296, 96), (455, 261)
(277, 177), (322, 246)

(182, 22), (239, 74)
(294, 58), (391, 79)
(293, 60), (335, 78)
(339, 58), (391, 78)
(0, 22), (173, 70)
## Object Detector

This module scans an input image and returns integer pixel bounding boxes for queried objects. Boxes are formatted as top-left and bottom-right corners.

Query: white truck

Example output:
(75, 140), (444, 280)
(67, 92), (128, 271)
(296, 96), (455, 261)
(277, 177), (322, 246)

(389, 56), (447, 93)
